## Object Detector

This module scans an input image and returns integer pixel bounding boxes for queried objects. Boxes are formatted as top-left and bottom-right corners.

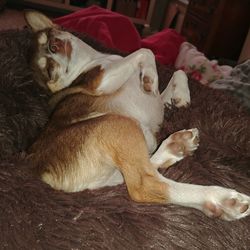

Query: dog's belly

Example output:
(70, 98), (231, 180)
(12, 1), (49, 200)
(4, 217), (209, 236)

(107, 73), (164, 152)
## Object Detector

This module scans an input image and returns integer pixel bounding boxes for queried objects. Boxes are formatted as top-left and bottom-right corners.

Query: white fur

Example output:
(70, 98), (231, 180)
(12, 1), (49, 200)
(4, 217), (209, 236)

(38, 32), (48, 45)
(37, 57), (47, 69)
(161, 70), (190, 107)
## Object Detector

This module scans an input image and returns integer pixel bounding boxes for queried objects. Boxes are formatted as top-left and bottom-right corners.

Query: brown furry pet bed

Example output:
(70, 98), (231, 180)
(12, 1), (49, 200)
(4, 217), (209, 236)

(0, 29), (250, 250)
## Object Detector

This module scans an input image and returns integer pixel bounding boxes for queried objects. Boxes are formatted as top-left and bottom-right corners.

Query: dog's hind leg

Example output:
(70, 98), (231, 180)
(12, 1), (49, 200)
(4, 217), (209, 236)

(161, 70), (190, 108)
(162, 178), (250, 221)
(106, 117), (250, 220)
(150, 128), (199, 169)
(103, 115), (171, 203)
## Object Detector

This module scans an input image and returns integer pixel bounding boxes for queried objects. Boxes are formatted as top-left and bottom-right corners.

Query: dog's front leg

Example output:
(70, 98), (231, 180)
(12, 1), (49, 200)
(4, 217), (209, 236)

(96, 48), (158, 95)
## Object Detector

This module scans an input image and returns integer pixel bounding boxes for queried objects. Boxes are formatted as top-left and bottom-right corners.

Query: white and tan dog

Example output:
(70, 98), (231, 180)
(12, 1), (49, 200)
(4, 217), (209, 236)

(26, 11), (250, 221)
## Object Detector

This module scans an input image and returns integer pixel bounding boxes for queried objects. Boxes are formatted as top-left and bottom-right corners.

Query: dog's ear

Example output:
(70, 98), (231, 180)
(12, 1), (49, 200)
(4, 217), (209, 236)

(24, 10), (56, 32)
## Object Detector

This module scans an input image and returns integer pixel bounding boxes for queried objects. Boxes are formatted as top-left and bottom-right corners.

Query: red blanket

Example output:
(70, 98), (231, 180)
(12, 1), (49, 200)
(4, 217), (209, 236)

(54, 6), (185, 65)
(141, 29), (185, 65)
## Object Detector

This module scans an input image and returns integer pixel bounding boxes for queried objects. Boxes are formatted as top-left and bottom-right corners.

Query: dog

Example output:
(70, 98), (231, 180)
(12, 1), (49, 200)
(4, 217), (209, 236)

(26, 11), (250, 221)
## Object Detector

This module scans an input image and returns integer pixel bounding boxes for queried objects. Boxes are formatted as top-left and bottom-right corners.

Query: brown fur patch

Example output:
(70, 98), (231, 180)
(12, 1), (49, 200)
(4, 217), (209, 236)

(47, 57), (59, 80)
(129, 174), (169, 203)
(71, 65), (104, 95)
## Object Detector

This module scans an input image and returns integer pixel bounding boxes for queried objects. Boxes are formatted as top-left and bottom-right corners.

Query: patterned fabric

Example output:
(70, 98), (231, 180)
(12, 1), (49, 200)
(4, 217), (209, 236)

(175, 42), (232, 85)
(210, 60), (250, 109)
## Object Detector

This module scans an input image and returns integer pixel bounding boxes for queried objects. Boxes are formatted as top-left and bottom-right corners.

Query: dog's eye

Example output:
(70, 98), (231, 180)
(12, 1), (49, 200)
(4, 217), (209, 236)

(49, 38), (63, 54)
(49, 44), (58, 54)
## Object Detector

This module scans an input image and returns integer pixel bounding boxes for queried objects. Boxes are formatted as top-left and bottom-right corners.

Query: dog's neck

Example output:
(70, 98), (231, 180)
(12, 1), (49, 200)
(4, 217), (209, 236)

(47, 37), (106, 92)
(67, 39), (104, 77)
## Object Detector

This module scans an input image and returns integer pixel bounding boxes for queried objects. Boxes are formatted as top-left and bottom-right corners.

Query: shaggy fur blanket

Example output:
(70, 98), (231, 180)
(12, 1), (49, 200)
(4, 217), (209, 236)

(211, 59), (250, 109)
(0, 29), (49, 161)
(0, 29), (250, 250)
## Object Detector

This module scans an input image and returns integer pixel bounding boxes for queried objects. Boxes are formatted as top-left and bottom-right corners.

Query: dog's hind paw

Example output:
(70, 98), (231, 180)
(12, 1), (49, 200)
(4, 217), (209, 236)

(203, 187), (250, 221)
(167, 128), (199, 158)
(150, 128), (199, 169)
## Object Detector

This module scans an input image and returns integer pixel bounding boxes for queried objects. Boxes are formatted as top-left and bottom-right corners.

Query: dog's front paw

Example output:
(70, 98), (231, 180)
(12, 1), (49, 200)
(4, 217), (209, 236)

(140, 65), (159, 95)
(203, 187), (250, 221)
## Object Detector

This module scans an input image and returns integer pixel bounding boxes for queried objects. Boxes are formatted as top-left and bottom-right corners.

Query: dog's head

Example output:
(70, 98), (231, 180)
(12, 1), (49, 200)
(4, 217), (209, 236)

(25, 11), (96, 93)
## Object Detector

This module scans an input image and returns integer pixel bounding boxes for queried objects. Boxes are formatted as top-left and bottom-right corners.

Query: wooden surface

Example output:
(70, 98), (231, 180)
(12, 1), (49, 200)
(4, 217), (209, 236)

(0, 9), (26, 30)
(164, 0), (189, 33)
(24, 0), (156, 27)
(181, 0), (250, 61)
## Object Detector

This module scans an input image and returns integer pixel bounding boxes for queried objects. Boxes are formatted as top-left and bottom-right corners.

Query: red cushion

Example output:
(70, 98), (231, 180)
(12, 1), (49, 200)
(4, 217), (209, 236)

(141, 29), (185, 65)
(54, 5), (141, 53)
(54, 6), (185, 65)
